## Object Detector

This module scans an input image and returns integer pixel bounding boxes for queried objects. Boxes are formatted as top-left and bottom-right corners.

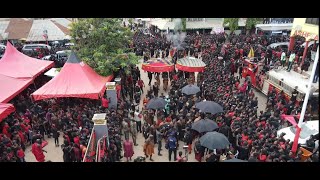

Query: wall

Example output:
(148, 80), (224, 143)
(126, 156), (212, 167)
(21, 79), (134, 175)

(291, 18), (319, 41)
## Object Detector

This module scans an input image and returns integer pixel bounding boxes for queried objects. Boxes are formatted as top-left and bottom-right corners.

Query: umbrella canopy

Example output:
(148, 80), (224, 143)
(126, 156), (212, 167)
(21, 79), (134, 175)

(223, 158), (248, 162)
(142, 58), (174, 72)
(191, 119), (218, 133)
(146, 98), (167, 110)
(200, 132), (230, 150)
(195, 101), (223, 115)
(181, 84), (200, 95)
(176, 57), (206, 72)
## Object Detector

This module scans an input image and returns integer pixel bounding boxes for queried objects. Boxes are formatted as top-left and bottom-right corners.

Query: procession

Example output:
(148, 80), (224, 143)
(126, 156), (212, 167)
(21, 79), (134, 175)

(0, 18), (318, 162)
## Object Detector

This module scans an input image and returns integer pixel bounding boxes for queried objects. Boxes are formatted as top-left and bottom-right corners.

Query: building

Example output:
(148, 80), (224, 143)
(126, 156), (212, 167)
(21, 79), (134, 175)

(288, 18), (319, 65)
(149, 18), (238, 34)
(0, 18), (72, 42)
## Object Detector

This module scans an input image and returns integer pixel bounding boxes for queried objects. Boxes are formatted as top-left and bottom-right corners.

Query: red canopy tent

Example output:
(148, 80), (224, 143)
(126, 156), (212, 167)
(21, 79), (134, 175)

(0, 42), (54, 78)
(0, 103), (15, 122)
(31, 52), (113, 101)
(0, 74), (33, 103)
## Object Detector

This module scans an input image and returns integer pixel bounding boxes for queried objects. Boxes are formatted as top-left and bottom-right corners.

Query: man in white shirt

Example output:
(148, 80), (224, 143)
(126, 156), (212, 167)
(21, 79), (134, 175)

(281, 51), (286, 67)
(134, 110), (142, 133)
(287, 51), (295, 72)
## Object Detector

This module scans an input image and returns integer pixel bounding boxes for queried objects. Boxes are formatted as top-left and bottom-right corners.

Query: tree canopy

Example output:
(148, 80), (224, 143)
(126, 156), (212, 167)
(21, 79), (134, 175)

(246, 18), (262, 30)
(70, 18), (140, 76)
(223, 18), (239, 33)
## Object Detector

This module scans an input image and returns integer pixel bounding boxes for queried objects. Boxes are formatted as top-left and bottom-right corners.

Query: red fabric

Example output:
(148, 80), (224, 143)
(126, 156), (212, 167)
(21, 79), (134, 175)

(175, 64), (205, 72)
(280, 114), (298, 127)
(0, 42), (54, 79)
(291, 127), (301, 153)
(101, 98), (109, 108)
(31, 143), (45, 162)
(173, 75), (178, 81)
(32, 57), (113, 101)
(18, 131), (26, 144)
(0, 103), (15, 122)
(259, 154), (267, 162)
(142, 62), (174, 72)
(0, 74), (34, 103)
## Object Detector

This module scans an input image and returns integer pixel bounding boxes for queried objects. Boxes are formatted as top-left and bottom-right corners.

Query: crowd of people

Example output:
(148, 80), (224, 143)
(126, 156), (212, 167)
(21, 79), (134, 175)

(129, 28), (318, 162)
(1, 26), (318, 162)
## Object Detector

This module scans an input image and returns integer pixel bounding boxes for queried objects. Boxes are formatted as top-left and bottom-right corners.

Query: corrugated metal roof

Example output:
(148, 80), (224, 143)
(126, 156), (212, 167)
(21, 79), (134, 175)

(5, 18), (33, 40)
(27, 20), (67, 41)
(49, 18), (72, 28)
(0, 21), (9, 40)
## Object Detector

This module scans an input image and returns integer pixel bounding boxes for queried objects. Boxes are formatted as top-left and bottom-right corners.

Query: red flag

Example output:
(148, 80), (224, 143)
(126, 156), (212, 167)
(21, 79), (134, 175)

(291, 127), (301, 154)
(280, 114), (298, 127)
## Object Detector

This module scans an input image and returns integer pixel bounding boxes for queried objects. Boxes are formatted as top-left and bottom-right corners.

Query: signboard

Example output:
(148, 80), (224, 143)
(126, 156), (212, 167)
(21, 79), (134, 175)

(293, 30), (318, 41)
(106, 82), (116, 90)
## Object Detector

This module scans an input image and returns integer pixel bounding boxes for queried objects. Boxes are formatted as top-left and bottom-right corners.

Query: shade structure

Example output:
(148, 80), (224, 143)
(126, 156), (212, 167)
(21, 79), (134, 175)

(200, 131), (230, 150)
(142, 58), (174, 72)
(31, 52), (113, 101)
(0, 74), (33, 103)
(181, 84), (200, 95)
(0, 42), (54, 79)
(223, 158), (248, 162)
(0, 103), (15, 122)
(195, 101), (224, 115)
(146, 97), (167, 110)
(191, 119), (218, 133)
(176, 57), (206, 72)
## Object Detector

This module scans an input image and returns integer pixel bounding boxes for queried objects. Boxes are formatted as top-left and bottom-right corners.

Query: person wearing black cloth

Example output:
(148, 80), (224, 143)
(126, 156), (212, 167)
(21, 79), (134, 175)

(148, 72), (153, 86)
(291, 88), (298, 103)
(152, 82), (159, 97)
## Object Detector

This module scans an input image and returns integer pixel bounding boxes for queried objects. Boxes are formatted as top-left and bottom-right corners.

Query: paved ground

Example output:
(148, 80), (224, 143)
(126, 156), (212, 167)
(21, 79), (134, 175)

(25, 59), (268, 162)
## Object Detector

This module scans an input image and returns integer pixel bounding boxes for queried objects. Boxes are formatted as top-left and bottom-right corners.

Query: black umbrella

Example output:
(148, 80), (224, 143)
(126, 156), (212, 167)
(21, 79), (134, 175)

(223, 158), (248, 162)
(195, 101), (223, 115)
(181, 84), (200, 95)
(199, 132), (230, 150)
(191, 119), (218, 133)
(146, 98), (167, 110)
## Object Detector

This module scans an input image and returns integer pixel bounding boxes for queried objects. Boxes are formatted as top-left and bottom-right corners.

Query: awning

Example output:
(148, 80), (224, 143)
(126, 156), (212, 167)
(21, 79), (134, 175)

(255, 23), (293, 31)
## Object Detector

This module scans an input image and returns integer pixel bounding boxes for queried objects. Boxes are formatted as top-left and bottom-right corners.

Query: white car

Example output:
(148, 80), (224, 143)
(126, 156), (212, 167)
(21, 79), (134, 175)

(277, 120), (319, 145)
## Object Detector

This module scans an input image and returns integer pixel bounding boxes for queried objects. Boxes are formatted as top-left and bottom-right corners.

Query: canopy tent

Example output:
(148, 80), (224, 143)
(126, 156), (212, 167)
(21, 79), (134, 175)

(142, 58), (174, 72)
(0, 103), (15, 122)
(0, 42), (54, 78)
(0, 74), (33, 103)
(176, 57), (206, 72)
(32, 52), (113, 101)
(255, 23), (293, 31)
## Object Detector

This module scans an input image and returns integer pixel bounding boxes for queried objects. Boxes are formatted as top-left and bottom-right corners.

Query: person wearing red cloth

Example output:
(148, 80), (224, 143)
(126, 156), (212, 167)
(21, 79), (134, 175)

(101, 96), (110, 109)
(16, 147), (25, 162)
(74, 135), (80, 147)
(31, 139), (46, 162)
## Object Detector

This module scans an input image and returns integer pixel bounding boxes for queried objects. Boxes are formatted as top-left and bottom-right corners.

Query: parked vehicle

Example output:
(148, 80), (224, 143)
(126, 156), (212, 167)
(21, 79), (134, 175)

(267, 42), (289, 50)
(277, 120), (319, 145)
(22, 44), (51, 54)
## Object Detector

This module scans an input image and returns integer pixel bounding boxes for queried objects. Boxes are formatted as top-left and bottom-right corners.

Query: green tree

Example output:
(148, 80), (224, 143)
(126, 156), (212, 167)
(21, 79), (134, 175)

(70, 18), (140, 76)
(181, 18), (187, 32)
(245, 18), (262, 34)
(223, 18), (239, 33)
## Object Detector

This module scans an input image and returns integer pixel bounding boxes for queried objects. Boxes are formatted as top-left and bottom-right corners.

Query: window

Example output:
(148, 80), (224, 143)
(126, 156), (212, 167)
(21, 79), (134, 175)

(306, 18), (319, 25)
